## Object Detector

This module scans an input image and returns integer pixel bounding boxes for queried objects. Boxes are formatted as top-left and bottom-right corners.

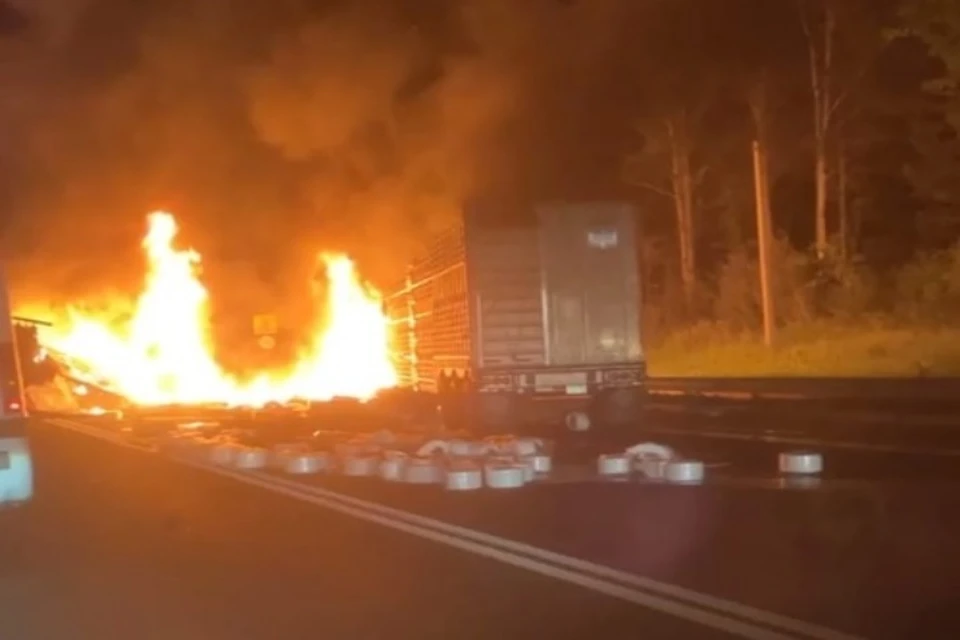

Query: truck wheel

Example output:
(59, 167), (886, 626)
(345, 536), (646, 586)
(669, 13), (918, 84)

(565, 411), (592, 432)
(438, 393), (469, 432)
(591, 387), (645, 429)
(469, 392), (516, 434)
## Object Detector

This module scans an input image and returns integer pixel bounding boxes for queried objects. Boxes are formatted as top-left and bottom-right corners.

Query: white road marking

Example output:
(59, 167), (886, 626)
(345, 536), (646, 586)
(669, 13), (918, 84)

(45, 417), (864, 640)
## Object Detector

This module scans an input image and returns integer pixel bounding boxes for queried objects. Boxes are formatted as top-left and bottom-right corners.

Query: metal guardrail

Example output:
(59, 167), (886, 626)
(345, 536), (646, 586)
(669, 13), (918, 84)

(646, 377), (960, 403)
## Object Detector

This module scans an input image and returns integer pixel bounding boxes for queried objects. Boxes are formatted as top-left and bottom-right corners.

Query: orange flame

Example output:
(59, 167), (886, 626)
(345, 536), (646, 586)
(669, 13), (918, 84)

(35, 211), (397, 406)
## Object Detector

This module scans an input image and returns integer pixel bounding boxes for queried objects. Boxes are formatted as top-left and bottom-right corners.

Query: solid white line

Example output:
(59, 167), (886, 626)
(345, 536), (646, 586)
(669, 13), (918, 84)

(46, 418), (864, 640)
(193, 462), (799, 640)
(232, 468), (861, 640)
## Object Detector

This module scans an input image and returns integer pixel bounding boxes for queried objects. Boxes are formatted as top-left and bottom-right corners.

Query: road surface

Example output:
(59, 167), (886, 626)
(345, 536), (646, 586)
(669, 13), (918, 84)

(2, 420), (738, 640)
(8, 414), (960, 639)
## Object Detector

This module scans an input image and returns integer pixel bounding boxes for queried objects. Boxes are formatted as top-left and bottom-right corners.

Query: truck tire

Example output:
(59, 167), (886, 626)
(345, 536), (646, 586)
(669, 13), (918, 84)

(438, 393), (469, 432)
(590, 387), (646, 429)
(469, 392), (517, 434)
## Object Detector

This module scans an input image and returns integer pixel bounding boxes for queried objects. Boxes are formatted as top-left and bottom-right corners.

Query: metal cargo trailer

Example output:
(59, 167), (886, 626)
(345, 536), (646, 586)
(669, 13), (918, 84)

(384, 200), (646, 432)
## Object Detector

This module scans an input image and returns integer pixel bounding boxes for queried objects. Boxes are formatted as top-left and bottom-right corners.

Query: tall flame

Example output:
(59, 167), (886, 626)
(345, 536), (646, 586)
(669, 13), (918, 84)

(36, 211), (397, 406)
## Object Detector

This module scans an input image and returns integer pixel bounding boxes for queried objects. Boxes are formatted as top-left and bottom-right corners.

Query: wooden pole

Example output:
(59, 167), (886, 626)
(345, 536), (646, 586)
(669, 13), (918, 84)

(752, 140), (775, 347)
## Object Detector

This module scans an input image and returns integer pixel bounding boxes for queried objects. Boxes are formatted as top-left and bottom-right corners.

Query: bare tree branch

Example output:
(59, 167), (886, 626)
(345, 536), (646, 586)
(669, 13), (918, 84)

(624, 176), (675, 200)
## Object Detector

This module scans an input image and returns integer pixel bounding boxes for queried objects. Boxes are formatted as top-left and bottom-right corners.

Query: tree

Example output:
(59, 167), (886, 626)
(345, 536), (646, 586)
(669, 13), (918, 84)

(626, 110), (704, 309)
(623, 1), (723, 309)
(797, 0), (890, 259)
(898, 0), (960, 130)
(866, 28), (960, 260)
(798, 0), (837, 259)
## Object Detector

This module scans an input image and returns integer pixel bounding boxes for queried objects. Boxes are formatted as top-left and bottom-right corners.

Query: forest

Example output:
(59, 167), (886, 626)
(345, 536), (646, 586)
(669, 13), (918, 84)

(626, 0), (960, 376)
(0, 0), (958, 375)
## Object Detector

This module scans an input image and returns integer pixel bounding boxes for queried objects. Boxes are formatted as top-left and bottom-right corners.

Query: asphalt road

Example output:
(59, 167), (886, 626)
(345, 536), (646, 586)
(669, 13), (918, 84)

(647, 400), (960, 450)
(639, 405), (960, 481)
(1, 420), (739, 640)
(11, 412), (960, 639)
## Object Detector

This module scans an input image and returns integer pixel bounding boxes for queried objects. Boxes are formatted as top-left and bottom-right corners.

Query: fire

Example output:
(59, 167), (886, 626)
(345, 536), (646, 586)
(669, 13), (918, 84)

(34, 211), (397, 406)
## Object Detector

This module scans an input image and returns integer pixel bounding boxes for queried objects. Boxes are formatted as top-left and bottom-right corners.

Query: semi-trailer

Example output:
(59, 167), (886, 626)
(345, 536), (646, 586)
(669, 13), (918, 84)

(383, 199), (645, 433)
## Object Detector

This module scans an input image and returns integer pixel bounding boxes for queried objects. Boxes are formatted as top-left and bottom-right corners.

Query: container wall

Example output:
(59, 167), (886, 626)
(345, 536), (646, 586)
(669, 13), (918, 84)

(464, 223), (545, 370)
(383, 224), (471, 391)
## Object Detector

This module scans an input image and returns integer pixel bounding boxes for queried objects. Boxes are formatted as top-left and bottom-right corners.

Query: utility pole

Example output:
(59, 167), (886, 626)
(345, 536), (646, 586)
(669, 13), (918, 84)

(752, 140), (775, 347)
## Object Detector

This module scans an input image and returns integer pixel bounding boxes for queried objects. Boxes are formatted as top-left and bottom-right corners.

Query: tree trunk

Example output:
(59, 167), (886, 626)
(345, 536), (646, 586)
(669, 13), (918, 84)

(801, 0), (837, 259)
(666, 114), (696, 308)
(814, 133), (829, 256)
(837, 137), (849, 261)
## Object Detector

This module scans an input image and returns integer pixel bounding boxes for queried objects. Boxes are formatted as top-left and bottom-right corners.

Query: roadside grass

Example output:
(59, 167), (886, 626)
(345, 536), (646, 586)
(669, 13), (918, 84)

(647, 321), (960, 377)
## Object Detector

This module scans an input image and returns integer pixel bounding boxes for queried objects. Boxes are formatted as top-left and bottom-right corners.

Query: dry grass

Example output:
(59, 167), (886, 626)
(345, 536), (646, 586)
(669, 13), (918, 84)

(647, 321), (960, 377)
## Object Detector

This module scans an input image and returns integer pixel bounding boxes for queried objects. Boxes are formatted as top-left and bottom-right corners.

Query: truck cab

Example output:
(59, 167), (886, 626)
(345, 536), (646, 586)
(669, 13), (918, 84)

(0, 266), (33, 508)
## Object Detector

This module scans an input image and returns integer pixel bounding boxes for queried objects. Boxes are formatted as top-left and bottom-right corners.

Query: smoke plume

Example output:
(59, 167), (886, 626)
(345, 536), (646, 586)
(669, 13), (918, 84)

(1, 0), (638, 353)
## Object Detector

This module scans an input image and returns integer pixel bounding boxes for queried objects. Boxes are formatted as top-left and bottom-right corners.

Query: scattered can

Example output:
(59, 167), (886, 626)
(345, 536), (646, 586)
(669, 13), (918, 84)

(284, 452), (329, 475)
(778, 451), (823, 475)
(524, 454), (553, 475)
(598, 453), (632, 477)
(404, 458), (443, 484)
(234, 447), (269, 470)
(664, 459), (705, 485)
(446, 464), (484, 491)
(379, 452), (408, 482)
(484, 463), (526, 489)
(209, 441), (241, 466)
(342, 454), (380, 477)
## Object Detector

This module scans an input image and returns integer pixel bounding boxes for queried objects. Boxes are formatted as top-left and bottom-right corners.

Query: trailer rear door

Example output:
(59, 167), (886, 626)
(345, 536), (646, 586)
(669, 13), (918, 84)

(537, 202), (642, 367)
